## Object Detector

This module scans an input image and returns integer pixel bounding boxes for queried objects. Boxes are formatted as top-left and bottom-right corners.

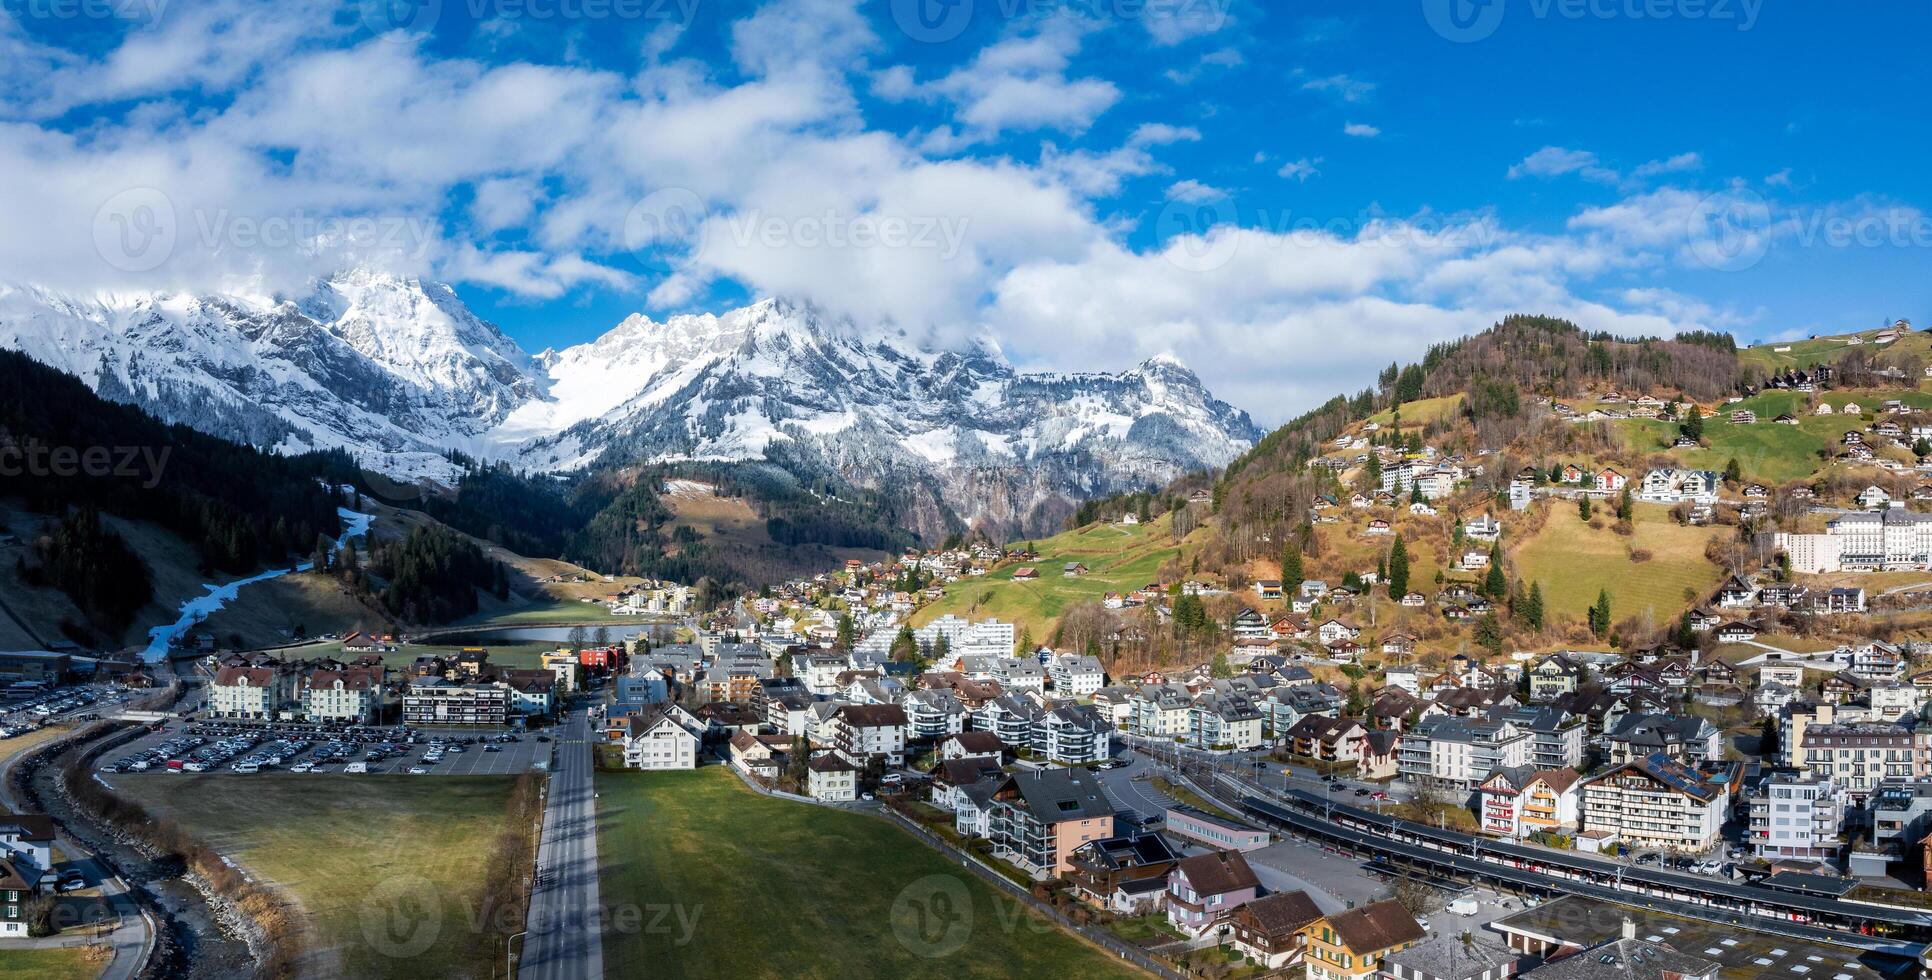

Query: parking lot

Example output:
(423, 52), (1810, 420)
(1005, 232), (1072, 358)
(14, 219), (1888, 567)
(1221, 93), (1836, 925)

(97, 719), (554, 777)
(1, 683), (131, 738)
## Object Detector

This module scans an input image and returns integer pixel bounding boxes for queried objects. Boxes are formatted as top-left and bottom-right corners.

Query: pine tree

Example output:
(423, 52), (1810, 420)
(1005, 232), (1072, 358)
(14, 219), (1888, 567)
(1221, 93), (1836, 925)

(1482, 542), (1506, 599)
(1474, 612), (1504, 656)
(1388, 537), (1411, 598)
(1682, 404), (1704, 441)
(1723, 457), (1742, 484)
(836, 614), (857, 650)
(1283, 546), (1304, 587)
(1524, 582), (1545, 631)
(1617, 487), (1633, 521)
(1588, 590), (1613, 639)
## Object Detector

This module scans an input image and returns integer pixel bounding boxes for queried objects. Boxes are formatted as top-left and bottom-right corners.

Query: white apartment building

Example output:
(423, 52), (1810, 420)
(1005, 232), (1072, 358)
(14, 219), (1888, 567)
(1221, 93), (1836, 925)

(623, 709), (702, 770)
(1636, 468), (1721, 504)
(1777, 507), (1932, 573)
(1748, 776), (1845, 862)
(298, 667), (384, 724)
(1129, 684), (1194, 738)
(208, 666), (287, 720)
(1398, 717), (1531, 790)
(1580, 753), (1727, 852)
(1800, 722), (1919, 800)
(916, 615), (1016, 658)
(831, 703), (910, 767)
(1049, 654), (1106, 697)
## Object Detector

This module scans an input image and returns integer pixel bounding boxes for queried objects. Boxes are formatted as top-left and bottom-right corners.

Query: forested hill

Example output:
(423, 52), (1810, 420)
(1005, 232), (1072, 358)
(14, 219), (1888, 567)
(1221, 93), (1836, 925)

(1222, 316), (1745, 490)
(0, 349), (358, 637)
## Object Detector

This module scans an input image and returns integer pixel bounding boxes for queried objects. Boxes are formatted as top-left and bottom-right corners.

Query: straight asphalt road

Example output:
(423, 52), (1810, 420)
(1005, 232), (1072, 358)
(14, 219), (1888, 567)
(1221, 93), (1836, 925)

(520, 705), (605, 980)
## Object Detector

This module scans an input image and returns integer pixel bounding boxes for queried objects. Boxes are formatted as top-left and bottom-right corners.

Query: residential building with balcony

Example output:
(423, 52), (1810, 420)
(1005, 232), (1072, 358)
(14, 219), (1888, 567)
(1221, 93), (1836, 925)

(1188, 692), (1265, 750)
(1746, 775), (1845, 862)
(1399, 717), (1531, 791)
(1579, 752), (1728, 852)
(986, 769), (1116, 878)
(1800, 721), (1918, 800)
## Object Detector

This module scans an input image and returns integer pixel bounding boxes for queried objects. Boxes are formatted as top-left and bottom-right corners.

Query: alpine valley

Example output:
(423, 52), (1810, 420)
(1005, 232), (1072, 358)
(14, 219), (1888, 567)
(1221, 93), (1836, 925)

(0, 269), (1260, 546)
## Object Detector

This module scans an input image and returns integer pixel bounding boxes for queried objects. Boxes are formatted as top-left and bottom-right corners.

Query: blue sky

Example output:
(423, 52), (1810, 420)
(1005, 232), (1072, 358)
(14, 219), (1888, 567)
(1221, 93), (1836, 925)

(3, 0), (1928, 422)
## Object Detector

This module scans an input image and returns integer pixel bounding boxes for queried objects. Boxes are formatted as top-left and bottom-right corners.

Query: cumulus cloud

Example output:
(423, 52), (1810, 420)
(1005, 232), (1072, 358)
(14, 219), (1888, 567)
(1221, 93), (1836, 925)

(0, 0), (1785, 424)
(1277, 158), (1322, 182)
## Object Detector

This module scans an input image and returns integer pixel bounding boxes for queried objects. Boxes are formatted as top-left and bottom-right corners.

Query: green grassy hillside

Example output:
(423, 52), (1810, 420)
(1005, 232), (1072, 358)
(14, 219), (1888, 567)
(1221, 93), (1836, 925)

(910, 515), (1191, 644)
(1510, 503), (1726, 623)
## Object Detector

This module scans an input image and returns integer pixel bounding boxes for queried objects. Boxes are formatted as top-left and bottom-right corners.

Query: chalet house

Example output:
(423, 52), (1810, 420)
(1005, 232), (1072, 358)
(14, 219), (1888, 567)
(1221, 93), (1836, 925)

(1298, 901), (1426, 980)
(1595, 468), (1627, 492)
(1167, 849), (1261, 938)
(1226, 890), (1324, 970)
(1715, 575), (1756, 608)
(1286, 715), (1368, 765)
(1730, 409), (1757, 425)
(1687, 607), (1721, 632)
(1253, 579), (1284, 600)
(1316, 620), (1361, 645)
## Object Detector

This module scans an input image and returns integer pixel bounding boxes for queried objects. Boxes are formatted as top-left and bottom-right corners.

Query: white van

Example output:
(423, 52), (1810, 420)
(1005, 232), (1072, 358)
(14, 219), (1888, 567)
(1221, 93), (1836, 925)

(234, 762), (260, 774)
(344, 762), (368, 774)
(1447, 897), (1479, 916)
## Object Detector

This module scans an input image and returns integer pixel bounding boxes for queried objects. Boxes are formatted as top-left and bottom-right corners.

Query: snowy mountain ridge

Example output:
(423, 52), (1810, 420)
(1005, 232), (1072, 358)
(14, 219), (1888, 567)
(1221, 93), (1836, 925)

(0, 272), (1261, 537)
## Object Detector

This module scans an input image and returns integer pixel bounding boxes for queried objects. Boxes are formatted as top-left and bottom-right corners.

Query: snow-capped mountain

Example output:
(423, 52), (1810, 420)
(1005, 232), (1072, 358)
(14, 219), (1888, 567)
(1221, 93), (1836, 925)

(0, 275), (1260, 536)
(0, 270), (539, 481)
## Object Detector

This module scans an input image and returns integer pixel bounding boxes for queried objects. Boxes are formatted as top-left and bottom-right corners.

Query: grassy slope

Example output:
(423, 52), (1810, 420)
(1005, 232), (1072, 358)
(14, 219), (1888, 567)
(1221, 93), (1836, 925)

(1510, 502), (1725, 623)
(910, 516), (1188, 643)
(596, 767), (1143, 980)
(113, 774), (524, 980)
(1613, 385), (1932, 486)
(1369, 394), (1464, 427)
(0, 948), (103, 980)
(1738, 328), (1932, 374)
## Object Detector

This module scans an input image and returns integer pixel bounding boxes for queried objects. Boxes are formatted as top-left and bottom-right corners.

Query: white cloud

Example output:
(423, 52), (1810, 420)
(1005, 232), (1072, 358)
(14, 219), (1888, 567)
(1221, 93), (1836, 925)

(1301, 73), (1375, 103)
(1342, 122), (1381, 138)
(1139, 2), (1236, 45)
(0, 0), (1786, 426)
(907, 21), (1118, 141)
(1165, 180), (1227, 204)
(1632, 152), (1704, 178)
(1277, 157), (1322, 182)
(1508, 146), (1616, 183)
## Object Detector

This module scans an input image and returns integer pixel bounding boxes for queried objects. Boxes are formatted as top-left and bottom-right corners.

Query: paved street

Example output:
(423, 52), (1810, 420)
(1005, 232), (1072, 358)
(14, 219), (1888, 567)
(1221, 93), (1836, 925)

(0, 718), (155, 980)
(520, 704), (604, 980)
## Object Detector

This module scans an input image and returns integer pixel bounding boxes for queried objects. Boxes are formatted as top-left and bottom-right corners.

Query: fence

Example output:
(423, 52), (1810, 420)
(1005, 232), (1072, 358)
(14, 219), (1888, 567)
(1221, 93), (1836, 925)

(881, 809), (1188, 979)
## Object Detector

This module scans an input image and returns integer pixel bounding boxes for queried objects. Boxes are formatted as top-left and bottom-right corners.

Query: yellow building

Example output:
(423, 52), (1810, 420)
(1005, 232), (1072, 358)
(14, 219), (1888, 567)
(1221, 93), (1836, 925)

(1297, 900), (1425, 980)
